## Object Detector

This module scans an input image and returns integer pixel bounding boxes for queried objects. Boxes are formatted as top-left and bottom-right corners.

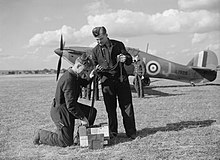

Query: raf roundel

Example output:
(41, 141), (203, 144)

(146, 61), (161, 76)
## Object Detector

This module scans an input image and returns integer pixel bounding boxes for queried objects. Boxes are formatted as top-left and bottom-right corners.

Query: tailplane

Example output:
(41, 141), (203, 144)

(187, 50), (218, 82)
(187, 50), (218, 70)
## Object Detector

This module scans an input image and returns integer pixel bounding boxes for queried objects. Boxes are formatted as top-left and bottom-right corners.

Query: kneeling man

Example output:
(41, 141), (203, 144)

(33, 53), (97, 147)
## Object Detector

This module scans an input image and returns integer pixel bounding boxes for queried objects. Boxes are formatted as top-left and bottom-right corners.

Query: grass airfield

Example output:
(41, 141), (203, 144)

(0, 73), (220, 160)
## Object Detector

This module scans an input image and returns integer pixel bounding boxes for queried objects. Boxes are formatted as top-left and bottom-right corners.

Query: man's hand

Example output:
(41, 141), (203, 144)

(117, 54), (126, 63)
(95, 64), (104, 71)
(81, 117), (89, 127)
(89, 69), (96, 78)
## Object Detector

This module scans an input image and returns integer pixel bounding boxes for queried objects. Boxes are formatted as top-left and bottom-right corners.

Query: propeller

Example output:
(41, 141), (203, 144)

(56, 34), (65, 81)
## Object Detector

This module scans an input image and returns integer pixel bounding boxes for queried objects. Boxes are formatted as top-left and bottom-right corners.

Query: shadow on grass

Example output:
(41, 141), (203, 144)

(144, 88), (183, 97)
(108, 119), (216, 146)
(138, 119), (216, 137)
(145, 83), (220, 89)
(107, 132), (134, 146)
(130, 86), (183, 97)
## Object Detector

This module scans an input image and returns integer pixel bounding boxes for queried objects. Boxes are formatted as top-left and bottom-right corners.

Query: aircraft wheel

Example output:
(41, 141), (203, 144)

(142, 77), (151, 86)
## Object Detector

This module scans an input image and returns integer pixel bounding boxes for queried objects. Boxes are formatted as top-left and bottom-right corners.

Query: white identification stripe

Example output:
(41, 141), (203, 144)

(197, 51), (204, 67)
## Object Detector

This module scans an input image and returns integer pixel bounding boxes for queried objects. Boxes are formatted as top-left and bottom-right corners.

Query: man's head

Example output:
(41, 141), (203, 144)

(133, 54), (140, 62)
(73, 53), (94, 78)
(92, 26), (108, 46)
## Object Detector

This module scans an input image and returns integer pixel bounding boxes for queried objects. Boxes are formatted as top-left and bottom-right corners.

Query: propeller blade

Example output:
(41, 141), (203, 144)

(56, 34), (65, 81)
(56, 55), (62, 81)
(63, 41), (65, 49)
(60, 34), (64, 50)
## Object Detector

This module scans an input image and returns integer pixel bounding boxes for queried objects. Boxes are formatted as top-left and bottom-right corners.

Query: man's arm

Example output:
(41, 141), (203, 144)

(120, 42), (132, 65)
(141, 61), (146, 76)
(80, 77), (93, 88)
(63, 78), (85, 120)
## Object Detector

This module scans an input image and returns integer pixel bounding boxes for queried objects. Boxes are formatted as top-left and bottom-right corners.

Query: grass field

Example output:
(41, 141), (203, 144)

(0, 73), (220, 160)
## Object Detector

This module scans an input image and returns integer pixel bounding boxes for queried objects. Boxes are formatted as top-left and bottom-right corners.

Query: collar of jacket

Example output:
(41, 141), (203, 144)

(68, 67), (79, 78)
(98, 38), (115, 49)
(105, 38), (113, 48)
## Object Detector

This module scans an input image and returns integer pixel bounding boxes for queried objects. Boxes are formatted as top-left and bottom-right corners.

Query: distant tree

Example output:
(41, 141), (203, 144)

(50, 69), (56, 74)
(43, 68), (50, 72)
(8, 71), (15, 74)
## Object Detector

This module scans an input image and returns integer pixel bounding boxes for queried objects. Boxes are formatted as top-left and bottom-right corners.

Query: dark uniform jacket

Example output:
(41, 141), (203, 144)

(92, 39), (132, 83)
(52, 68), (91, 124)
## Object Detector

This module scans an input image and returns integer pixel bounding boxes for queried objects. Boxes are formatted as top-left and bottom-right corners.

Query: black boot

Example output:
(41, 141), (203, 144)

(33, 129), (41, 145)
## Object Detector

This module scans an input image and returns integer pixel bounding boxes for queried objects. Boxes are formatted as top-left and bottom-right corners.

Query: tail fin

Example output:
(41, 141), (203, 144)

(187, 50), (218, 70)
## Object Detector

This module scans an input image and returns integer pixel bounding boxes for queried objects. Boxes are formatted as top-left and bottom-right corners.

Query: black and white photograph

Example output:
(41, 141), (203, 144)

(0, 0), (220, 159)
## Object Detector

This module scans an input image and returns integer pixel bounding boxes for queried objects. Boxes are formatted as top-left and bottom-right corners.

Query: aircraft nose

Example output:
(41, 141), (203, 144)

(54, 48), (62, 56)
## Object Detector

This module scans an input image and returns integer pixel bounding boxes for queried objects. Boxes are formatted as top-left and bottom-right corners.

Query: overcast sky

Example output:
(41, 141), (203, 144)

(0, 0), (219, 70)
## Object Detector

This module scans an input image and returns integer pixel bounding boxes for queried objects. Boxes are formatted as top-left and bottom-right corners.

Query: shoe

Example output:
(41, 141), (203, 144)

(73, 133), (79, 146)
(128, 133), (137, 140)
(110, 132), (117, 139)
(33, 129), (41, 145)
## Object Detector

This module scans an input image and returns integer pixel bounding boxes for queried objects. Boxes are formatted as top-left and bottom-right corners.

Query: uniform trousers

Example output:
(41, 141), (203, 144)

(101, 77), (136, 137)
(38, 102), (97, 147)
(134, 74), (144, 98)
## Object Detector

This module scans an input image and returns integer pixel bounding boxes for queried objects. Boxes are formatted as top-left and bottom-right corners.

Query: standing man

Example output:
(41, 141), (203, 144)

(33, 53), (97, 147)
(91, 26), (137, 139)
(133, 54), (146, 98)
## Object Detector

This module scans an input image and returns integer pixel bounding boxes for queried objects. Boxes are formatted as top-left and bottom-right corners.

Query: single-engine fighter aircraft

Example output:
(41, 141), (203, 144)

(54, 35), (218, 86)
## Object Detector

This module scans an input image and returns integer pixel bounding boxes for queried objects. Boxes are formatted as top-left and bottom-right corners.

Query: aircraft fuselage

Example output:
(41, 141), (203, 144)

(54, 46), (217, 84)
